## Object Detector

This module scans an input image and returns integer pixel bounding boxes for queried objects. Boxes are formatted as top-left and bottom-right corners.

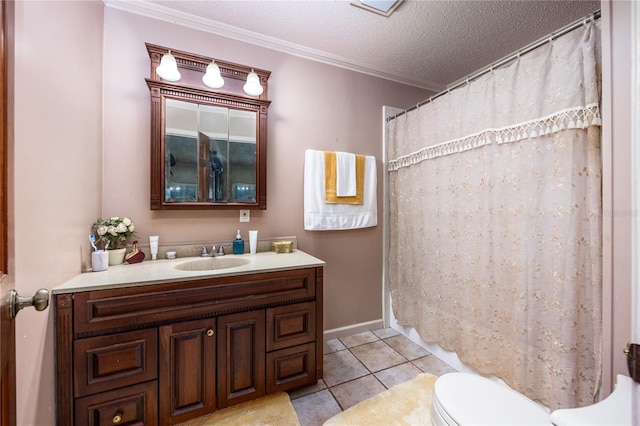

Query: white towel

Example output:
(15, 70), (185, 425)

(304, 149), (377, 231)
(336, 151), (356, 196)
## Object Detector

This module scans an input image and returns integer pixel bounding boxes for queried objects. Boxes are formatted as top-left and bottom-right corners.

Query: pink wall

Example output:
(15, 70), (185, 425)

(12, 1), (104, 424)
(100, 6), (430, 334)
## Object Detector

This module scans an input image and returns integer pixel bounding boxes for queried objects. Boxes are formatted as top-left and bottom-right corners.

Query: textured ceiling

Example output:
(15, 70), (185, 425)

(116, 0), (600, 92)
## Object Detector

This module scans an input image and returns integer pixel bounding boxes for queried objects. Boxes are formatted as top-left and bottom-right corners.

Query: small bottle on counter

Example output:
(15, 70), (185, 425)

(233, 230), (245, 255)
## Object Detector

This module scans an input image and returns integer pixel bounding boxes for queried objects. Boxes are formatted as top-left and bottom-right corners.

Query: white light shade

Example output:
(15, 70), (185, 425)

(156, 51), (181, 82)
(202, 60), (224, 89)
(243, 69), (263, 96)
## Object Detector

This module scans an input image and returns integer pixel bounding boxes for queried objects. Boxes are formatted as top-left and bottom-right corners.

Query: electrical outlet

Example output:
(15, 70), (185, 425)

(240, 210), (250, 222)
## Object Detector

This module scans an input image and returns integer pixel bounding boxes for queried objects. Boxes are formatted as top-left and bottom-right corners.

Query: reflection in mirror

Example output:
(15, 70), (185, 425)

(164, 99), (257, 204)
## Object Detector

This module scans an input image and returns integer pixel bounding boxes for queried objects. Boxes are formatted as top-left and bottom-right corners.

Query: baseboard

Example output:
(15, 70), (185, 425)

(323, 319), (384, 342)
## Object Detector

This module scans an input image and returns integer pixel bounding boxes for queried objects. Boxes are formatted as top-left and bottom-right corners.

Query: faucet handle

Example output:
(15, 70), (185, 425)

(218, 245), (225, 256)
(201, 246), (209, 257)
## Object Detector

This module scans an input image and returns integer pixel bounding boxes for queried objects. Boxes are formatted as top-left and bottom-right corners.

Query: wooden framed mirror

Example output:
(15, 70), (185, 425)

(146, 43), (271, 210)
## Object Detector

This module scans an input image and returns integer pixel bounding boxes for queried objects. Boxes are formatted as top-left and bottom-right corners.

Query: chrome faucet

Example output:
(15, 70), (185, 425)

(217, 244), (225, 256)
(201, 246), (209, 257)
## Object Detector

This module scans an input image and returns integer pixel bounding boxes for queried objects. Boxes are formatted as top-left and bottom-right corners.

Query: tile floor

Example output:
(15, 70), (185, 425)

(287, 328), (458, 426)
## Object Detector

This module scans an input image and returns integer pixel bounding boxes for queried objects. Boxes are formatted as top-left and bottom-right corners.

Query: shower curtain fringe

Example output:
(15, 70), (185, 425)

(387, 104), (602, 171)
(388, 9), (601, 122)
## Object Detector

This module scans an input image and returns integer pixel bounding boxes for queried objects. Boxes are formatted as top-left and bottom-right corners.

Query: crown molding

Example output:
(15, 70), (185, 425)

(104, 0), (444, 91)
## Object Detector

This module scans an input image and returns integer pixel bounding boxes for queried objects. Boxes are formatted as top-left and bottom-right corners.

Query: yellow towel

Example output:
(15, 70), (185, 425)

(324, 151), (365, 205)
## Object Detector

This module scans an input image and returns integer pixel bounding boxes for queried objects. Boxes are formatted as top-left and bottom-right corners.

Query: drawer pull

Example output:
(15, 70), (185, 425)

(206, 329), (215, 337)
(112, 413), (122, 424)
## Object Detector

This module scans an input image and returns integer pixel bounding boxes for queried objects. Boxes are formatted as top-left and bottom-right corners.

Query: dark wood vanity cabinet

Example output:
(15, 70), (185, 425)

(54, 267), (323, 426)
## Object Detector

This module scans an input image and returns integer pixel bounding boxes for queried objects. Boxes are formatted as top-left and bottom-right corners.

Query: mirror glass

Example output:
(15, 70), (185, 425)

(164, 99), (257, 204)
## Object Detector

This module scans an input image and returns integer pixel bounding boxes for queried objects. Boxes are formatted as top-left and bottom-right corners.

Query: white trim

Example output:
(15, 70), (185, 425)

(599, 0), (614, 397)
(382, 106), (403, 329)
(323, 319), (383, 342)
(103, 0), (445, 92)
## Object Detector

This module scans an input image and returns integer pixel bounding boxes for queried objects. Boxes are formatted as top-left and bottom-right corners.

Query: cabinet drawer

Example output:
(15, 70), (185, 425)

(266, 343), (316, 394)
(267, 302), (316, 352)
(74, 329), (158, 398)
(74, 380), (158, 426)
(73, 268), (317, 334)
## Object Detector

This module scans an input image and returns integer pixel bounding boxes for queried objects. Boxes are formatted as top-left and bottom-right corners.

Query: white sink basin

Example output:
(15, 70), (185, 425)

(174, 256), (251, 271)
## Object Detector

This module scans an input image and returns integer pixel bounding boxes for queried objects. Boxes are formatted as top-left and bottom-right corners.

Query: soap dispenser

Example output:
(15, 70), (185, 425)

(233, 230), (245, 255)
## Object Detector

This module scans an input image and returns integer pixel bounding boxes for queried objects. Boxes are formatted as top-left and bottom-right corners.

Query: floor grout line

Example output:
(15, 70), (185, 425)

(291, 329), (457, 425)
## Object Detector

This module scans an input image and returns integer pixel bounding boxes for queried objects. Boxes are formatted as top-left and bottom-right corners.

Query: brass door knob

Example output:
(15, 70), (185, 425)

(206, 329), (215, 337)
(112, 413), (122, 424)
(7, 288), (49, 320)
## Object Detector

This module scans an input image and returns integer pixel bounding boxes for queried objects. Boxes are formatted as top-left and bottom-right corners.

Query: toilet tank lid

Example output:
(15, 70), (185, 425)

(433, 372), (549, 425)
(549, 375), (634, 426)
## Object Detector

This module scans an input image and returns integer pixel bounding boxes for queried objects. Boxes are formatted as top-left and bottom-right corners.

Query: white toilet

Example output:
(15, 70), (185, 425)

(430, 372), (634, 425)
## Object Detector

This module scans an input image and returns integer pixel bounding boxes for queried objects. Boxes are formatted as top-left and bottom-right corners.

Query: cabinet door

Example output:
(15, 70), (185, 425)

(217, 310), (265, 408)
(159, 318), (216, 425)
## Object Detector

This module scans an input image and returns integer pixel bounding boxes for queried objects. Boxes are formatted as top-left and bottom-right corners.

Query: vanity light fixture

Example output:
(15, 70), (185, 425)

(243, 69), (264, 96)
(202, 60), (225, 89)
(156, 50), (181, 82)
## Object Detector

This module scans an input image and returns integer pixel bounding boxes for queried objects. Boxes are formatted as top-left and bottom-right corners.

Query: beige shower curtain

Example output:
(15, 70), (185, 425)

(387, 21), (601, 409)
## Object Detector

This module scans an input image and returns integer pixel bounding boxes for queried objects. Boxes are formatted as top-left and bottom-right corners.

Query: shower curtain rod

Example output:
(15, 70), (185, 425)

(387, 9), (601, 122)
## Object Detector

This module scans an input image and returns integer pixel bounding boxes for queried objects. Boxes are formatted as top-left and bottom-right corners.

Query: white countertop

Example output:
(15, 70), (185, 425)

(53, 250), (325, 294)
